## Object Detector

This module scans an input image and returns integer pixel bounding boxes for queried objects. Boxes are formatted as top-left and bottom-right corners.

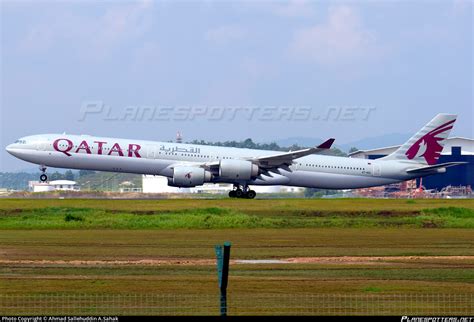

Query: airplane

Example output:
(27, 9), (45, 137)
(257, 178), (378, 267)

(5, 113), (466, 199)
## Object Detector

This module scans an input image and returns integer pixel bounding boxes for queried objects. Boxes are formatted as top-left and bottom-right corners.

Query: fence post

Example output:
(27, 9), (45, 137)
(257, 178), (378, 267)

(215, 241), (231, 316)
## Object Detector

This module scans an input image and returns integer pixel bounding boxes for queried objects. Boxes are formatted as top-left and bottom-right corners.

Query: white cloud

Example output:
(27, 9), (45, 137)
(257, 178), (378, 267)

(289, 5), (381, 66)
(19, 1), (153, 60)
(205, 25), (247, 44)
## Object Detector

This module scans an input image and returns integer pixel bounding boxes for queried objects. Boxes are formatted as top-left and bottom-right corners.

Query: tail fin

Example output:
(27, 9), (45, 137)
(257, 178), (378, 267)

(381, 113), (457, 165)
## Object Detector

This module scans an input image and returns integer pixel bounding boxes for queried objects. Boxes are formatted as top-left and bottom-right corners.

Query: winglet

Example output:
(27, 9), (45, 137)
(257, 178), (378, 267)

(317, 138), (335, 149)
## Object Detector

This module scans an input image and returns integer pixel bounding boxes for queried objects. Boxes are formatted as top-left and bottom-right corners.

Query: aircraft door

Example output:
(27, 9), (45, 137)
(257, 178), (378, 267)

(146, 145), (156, 159)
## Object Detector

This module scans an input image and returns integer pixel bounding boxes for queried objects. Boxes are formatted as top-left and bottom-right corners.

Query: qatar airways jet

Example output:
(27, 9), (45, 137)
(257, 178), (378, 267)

(5, 114), (465, 199)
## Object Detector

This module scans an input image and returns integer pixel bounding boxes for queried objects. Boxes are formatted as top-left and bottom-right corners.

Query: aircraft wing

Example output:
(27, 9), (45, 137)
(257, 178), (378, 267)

(252, 138), (335, 168)
(406, 161), (467, 174)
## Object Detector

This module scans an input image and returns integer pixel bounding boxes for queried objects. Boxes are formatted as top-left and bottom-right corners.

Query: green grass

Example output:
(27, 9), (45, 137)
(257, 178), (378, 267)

(1, 198), (473, 212)
(0, 205), (473, 229)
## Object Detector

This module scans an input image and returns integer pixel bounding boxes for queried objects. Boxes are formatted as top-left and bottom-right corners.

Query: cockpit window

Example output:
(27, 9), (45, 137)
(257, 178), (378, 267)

(15, 140), (26, 144)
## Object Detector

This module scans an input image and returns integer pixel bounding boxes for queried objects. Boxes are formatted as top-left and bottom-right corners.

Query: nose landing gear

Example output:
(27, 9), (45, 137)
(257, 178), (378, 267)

(228, 184), (256, 199)
(39, 165), (48, 182)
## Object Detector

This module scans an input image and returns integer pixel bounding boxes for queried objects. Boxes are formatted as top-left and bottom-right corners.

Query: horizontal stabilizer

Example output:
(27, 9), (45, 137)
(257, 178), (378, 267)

(406, 162), (467, 174)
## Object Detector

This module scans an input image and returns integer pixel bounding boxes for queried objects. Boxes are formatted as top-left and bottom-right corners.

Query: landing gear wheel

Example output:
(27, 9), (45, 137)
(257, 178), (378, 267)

(235, 189), (243, 198)
(39, 165), (47, 182)
(229, 185), (256, 199)
(246, 190), (256, 199)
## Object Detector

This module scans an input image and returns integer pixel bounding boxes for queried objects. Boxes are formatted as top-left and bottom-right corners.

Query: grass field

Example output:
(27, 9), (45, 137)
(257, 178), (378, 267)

(1, 197), (474, 211)
(0, 198), (473, 315)
(0, 198), (473, 229)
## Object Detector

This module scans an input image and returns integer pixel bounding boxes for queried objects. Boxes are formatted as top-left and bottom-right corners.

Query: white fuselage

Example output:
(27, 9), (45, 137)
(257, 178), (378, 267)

(6, 134), (425, 189)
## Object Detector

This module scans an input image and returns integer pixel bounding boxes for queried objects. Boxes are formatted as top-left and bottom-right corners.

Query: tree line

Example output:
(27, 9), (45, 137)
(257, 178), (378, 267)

(188, 138), (347, 156)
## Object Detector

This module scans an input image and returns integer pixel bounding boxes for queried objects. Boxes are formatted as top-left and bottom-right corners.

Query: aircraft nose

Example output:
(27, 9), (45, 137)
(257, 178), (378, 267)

(6, 144), (14, 155)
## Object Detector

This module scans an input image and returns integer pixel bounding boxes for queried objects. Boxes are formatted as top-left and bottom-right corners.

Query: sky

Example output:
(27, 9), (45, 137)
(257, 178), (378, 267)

(1, 0), (473, 171)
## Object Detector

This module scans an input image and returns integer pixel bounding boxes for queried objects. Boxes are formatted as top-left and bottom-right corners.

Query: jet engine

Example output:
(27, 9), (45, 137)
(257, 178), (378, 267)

(168, 166), (212, 187)
(219, 159), (259, 180)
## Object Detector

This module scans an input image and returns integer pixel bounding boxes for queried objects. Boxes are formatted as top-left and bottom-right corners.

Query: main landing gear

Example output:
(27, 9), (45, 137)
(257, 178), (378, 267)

(39, 165), (48, 182)
(228, 184), (256, 199)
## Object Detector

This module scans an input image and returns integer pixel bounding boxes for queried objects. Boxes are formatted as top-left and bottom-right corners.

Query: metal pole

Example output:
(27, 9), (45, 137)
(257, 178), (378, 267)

(215, 241), (231, 316)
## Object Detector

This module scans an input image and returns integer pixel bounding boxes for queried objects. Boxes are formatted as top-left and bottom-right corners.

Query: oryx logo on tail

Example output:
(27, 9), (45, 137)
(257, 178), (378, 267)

(380, 114), (457, 165)
(405, 119), (455, 165)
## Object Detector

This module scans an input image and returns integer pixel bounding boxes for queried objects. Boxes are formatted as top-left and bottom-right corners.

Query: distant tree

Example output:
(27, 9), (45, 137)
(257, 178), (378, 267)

(79, 170), (96, 177)
(0, 172), (38, 190)
(49, 172), (64, 181)
(288, 144), (302, 151)
(261, 142), (280, 151)
(64, 170), (75, 181)
(242, 138), (256, 149)
(349, 147), (359, 154)
(328, 148), (347, 157)
(186, 138), (347, 156)
(304, 188), (318, 198)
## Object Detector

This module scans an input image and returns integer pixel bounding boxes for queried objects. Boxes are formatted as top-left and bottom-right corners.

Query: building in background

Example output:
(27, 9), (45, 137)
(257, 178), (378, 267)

(28, 180), (80, 192)
(119, 181), (142, 193)
(349, 137), (473, 192)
